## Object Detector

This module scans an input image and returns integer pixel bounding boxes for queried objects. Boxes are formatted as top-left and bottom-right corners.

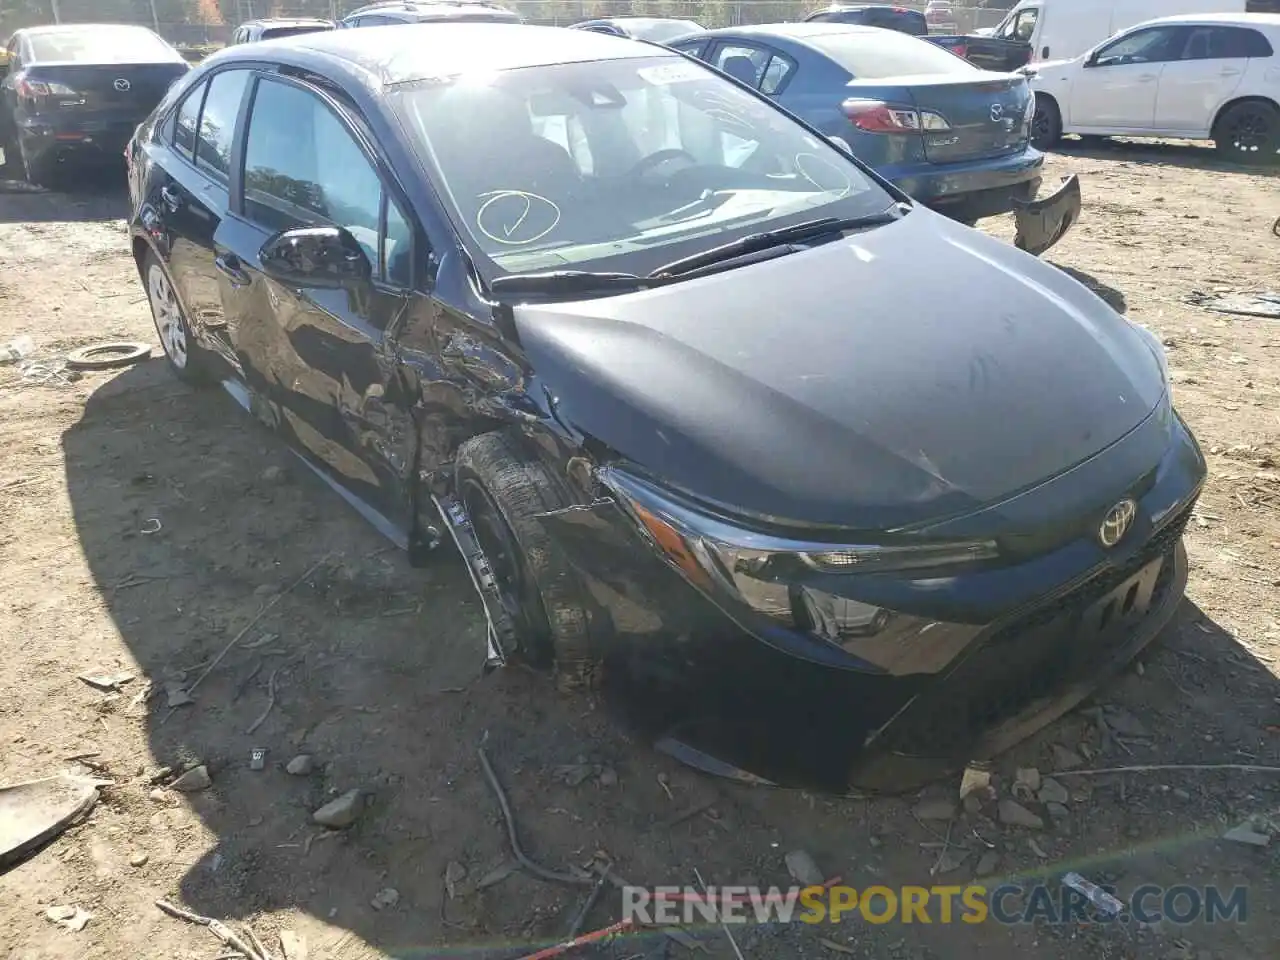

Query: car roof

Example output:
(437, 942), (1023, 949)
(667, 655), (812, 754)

(243, 18), (333, 27)
(347, 0), (509, 14)
(698, 22), (886, 40)
(218, 22), (668, 86)
(1137, 12), (1280, 28)
(17, 22), (164, 36)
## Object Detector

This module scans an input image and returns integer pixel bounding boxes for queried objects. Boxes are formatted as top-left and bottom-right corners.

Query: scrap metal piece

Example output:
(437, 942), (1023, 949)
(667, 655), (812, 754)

(0, 774), (108, 868)
(1013, 174), (1081, 257)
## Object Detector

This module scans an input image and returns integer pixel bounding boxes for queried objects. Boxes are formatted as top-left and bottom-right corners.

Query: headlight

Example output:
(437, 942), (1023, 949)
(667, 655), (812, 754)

(599, 466), (989, 671)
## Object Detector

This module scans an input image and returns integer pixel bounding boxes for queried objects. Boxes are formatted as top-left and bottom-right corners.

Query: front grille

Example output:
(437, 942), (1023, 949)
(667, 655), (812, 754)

(887, 499), (1194, 757)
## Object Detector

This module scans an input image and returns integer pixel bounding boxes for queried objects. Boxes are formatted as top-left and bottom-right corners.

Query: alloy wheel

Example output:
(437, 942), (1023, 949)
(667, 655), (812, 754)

(1222, 108), (1273, 156)
(147, 263), (188, 370)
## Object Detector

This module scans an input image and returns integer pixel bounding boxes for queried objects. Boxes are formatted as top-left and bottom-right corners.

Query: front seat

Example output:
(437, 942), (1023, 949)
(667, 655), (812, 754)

(720, 55), (760, 87)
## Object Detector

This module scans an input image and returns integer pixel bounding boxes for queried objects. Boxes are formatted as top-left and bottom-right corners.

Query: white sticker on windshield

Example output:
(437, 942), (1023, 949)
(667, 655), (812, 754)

(637, 62), (704, 85)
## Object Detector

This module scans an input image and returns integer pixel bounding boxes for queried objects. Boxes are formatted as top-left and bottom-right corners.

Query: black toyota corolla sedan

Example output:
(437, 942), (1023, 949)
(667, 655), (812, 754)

(124, 23), (1205, 794)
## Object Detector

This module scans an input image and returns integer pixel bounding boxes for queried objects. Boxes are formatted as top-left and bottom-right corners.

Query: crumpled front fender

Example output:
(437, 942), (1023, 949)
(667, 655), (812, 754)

(1014, 173), (1081, 257)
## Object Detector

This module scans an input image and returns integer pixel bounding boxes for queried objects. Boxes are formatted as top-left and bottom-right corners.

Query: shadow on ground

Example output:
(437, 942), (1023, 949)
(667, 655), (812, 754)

(1055, 135), (1280, 175)
(0, 161), (130, 224)
(1050, 263), (1128, 314)
(59, 360), (1280, 960)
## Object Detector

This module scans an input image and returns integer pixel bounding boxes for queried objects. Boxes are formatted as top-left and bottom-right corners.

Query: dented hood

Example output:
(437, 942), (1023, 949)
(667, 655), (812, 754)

(514, 209), (1165, 530)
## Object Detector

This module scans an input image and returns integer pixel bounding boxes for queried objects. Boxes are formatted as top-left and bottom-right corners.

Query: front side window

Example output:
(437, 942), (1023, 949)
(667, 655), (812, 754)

(242, 77), (390, 278)
(395, 55), (892, 281)
(1093, 26), (1187, 67)
(195, 69), (250, 179)
(1000, 8), (1038, 42)
(173, 79), (206, 159)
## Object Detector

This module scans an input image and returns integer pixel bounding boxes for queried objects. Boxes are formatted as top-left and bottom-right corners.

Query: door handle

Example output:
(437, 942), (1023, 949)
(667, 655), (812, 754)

(1136, 73), (1158, 82)
(1220, 68), (1242, 76)
(159, 185), (182, 212)
(214, 254), (251, 288)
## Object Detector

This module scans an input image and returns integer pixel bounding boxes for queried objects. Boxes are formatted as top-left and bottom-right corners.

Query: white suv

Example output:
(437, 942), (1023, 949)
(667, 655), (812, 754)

(1028, 13), (1280, 162)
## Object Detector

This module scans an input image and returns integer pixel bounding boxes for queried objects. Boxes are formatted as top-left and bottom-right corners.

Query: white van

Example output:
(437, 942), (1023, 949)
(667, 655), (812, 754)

(980, 0), (1248, 63)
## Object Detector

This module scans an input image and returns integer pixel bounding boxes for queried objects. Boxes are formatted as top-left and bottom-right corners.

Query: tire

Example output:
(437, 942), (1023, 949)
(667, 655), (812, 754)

(1031, 94), (1061, 151)
(141, 249), (214, 386)
(1213, 100), (1280, 165)
(454, 431), (599, 690)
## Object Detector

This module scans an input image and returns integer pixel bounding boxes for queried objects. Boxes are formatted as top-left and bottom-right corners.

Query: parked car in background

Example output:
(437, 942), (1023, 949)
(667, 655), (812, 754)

(0, 23), (189, 184)
(980, 0), (1249, 66)
(925, 0), (958, 33)
(124, 22), (1199, 794)
(568, 17), (705, 44)
(230, 18), (335, 45)
(340, 0), (521, 26)
(804, 5), (927, 37)
(1029, 13), (1280, 162)
(669, 23), (1076, 233)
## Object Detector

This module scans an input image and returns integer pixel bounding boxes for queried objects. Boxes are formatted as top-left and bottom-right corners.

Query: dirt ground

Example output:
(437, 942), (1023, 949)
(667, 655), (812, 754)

(1, 143), (1278, 960)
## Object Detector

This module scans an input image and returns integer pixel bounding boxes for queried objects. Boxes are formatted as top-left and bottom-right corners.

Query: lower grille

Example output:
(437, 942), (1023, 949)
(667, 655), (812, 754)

(887, 500), (1194, 757)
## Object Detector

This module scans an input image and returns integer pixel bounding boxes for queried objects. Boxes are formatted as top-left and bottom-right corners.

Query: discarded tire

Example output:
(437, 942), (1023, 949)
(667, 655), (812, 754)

(65, 341), (152, 370)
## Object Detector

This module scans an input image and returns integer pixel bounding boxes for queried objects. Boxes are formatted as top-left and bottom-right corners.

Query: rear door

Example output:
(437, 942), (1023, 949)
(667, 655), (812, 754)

(1067, 24), (1189, 129)
(215, 72), (417, 533)
(147, 68), (252, 372)
(1152, 24), (1259, 132)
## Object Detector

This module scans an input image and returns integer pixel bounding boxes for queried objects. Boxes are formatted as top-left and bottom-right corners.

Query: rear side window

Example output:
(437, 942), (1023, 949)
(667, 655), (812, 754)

(173, 80), (205, 159)
(195, 69), (250, 179)
(809, 29), (980, 77)
(866, 9), (928, 36)
(1181, 25), (1274, 59)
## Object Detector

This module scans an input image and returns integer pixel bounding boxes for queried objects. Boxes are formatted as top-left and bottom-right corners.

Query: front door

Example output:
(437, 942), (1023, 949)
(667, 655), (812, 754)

(216, 73), (418, 537)
(1068, 25), (1189, 130)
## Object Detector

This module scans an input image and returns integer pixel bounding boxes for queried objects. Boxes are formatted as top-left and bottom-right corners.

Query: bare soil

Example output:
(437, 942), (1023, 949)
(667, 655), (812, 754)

(1, 142), (1278, 960)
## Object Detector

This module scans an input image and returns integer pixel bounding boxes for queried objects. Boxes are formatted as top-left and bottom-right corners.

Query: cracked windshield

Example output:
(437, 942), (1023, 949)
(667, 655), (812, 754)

(395, 56), (894, 277)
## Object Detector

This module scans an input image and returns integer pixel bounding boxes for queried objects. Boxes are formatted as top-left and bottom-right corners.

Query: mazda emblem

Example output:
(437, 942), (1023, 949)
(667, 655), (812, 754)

(1098, 499), (1137, 548)
(989, 102), (1004, 122)
(114, 78), (131, 92)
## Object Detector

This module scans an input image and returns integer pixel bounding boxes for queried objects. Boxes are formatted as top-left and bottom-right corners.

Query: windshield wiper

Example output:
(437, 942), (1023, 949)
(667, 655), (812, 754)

(649, 205), (908, 280)
(489, 270), (660, 296)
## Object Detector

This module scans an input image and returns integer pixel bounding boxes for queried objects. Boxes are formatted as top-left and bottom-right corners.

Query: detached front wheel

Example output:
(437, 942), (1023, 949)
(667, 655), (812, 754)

(454, 431), (599, 690)
(1213, 100), (1280, 165)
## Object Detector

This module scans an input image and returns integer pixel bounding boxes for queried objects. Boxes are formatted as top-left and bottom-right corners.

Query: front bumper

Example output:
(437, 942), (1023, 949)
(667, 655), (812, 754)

(540, 411), (1205, 795)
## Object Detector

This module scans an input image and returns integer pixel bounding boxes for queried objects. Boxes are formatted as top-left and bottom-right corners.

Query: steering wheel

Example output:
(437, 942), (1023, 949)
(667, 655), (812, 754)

(627, 148), (698, 180)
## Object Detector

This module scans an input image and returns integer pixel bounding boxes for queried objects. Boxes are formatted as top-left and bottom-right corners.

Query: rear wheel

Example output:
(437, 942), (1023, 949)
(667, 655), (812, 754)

(1213, 100), (1280, 165)
(1031, 94), (1061, 151)
(454, 431), (599, 691)
(142, 250), (214, 386)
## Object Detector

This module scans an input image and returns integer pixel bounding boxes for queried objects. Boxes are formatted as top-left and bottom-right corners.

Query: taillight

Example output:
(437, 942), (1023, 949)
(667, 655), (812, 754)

(16, 78), (80, 101)
(16, 78), (49, 98)
(842, 99), (952, 133)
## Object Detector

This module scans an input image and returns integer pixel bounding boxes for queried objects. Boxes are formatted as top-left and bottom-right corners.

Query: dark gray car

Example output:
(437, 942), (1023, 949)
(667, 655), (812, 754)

(125, 23), (1202, 794)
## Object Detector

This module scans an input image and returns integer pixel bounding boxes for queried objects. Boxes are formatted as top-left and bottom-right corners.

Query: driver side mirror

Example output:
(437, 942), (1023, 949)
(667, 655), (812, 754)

(259, 226), (371, 289)
(1084, 51), (1101, 68)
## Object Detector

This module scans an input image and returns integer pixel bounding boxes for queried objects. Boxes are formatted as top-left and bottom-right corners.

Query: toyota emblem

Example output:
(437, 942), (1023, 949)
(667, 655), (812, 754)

(989, 102), (1004, 122)
(1098, 499), (1137, 548)
(113, 78), (131, 92)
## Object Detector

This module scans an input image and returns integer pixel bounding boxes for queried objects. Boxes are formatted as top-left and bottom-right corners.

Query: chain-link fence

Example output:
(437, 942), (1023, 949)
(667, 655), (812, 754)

(1, 0), (1011, 48)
